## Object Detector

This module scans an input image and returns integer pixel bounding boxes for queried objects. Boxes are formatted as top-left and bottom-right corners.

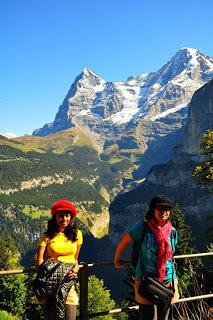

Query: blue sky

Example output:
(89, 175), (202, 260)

(0, 0), (213, 136)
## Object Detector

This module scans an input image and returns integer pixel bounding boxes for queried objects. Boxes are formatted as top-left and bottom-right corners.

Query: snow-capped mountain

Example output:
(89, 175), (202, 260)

(33, 48), (213, 175)
(136, 47), (213, 121)
(33, 68), (106, 136)
(34, 48), (213, 137)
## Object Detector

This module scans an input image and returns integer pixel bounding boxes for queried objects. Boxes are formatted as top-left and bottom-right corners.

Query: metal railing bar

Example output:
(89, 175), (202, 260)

(86, 294), (213, 317)
(174, 252), (213, 259)
(87, 305), (139, 317)
(0, 252), (212, 276)
(0, 268), (34, 275)
(177, 293), (213, 302)
(84, 251), (213, 268)
(80, 261), (115, 268)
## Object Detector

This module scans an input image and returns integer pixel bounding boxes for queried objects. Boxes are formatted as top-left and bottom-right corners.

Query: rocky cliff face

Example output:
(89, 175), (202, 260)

(109, 80), (213, 249)
(174, 80), (213, 159)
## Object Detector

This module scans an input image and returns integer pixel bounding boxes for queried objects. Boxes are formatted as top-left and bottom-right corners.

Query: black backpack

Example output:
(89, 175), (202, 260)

(131, 222), (147, 270)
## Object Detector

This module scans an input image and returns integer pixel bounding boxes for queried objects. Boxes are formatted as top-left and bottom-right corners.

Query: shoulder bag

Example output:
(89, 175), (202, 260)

(138, 228), (175, 306)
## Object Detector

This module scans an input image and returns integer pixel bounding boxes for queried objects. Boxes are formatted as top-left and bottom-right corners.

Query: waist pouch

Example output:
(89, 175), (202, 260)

(138, 277), (174, 306)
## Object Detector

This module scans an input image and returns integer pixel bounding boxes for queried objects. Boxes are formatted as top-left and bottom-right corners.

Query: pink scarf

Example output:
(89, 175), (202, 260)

(147, 218), (173, 281)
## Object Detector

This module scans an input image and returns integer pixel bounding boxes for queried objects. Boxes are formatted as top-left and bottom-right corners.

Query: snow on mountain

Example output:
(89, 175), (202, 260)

(67, 68), (106, 116)
(0, 132), (18, 139)
(136, 48), (213, 120)
(33, 48), (213, 136)
(33, 68), (106, 136)
(104, 84), (141, 124)
(149, 101), (189, 122)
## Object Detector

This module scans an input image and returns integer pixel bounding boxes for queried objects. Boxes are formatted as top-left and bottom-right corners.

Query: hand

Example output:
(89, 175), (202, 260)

(67, 264), (79, 278)
(114, 258), (125, 269)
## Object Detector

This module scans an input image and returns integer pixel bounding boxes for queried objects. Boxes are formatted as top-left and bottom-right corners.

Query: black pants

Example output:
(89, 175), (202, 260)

(139, 303), (170, 320)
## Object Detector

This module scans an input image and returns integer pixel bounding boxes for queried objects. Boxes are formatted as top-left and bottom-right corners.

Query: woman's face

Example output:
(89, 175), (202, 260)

(154, 207), (171, 224)
(55, 211), (72, 231)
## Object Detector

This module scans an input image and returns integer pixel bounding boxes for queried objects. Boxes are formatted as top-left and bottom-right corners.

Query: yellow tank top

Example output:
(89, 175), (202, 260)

(39, 230), (83, 263)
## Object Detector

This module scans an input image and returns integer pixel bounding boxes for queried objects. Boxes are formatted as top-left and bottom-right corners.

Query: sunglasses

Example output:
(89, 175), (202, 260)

(155, 207), (172, 212)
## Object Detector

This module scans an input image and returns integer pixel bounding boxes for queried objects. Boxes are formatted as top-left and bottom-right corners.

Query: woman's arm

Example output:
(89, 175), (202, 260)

(74, 244), (82, 262)
(36, 246), (46, 271)
(68, 244), (82, 277)
(114, 232), (133, 268)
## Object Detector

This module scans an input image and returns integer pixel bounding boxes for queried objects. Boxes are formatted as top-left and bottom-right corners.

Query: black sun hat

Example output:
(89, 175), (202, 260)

(149, 195), (173, 210)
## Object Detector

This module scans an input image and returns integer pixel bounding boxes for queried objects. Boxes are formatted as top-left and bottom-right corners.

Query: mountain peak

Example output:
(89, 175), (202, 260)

(173, 47), (212, 68)
(171, 47), (200, 65)
(73, 68), (106, 87)
(81, 67), (101, 79)
(180, 47), (198, 53)
(83, 67), (93, 74)
(151, 47), (213, 87)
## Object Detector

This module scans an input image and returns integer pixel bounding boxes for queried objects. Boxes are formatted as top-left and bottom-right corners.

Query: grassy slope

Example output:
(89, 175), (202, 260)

(0, 127), (101, 154)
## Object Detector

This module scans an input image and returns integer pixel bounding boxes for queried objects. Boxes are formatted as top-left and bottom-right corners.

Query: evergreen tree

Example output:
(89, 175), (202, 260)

(192, 129), (213, 311)
(85, 275), (127, 320)
(193, 129), (213, 191)
(171, 205), (203, 294)
(193, 129), (213, 243)
(0, 236), (27, 318)
(0, 236), (22, 270)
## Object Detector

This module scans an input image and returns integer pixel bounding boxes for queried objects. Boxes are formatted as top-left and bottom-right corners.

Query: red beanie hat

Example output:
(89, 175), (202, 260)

(51, 200), (77, 217)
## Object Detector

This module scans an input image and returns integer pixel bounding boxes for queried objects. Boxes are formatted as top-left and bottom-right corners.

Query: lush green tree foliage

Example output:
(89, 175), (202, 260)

(0, 237), (21, 270)
(0, 236), (27, 318)
(87, 275), (127, 320)
(0, 310), (16, 320)
(193, 130), (213, 243)
(193, 129), (213, 190)
(172, 205), (203, 294)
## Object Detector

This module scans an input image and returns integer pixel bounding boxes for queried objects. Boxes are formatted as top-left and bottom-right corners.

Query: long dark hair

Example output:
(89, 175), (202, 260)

(145, 208), (154, 221)
(46, 215), (78, 242)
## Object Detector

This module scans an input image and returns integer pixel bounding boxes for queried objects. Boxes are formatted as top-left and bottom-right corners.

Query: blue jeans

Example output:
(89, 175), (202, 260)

(139, 304), (170, 320)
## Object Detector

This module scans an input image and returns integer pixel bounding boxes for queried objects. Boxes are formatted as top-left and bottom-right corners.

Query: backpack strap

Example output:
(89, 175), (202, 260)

(170, 228), (177, 252)
(132, 222), (147, 269)
(170, 228), (177, 291)
(138, 221), (147, 248)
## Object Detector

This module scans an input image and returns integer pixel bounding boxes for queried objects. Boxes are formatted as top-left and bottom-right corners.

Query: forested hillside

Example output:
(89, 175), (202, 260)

(0, 133), (132, 263)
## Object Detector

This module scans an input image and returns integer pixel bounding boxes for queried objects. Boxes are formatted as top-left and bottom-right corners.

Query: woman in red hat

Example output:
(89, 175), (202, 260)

(36, 200), (83, 320)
